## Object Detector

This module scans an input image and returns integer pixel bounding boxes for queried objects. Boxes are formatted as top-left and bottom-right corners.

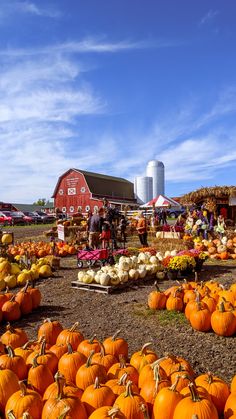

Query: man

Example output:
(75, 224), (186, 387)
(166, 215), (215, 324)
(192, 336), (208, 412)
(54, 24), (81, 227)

(88, 208), (102, 249)
(136, 212), (148, 246)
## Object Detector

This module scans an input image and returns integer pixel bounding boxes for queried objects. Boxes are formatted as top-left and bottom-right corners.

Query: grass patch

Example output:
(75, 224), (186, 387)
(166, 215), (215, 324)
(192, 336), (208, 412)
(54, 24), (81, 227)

(133, 303), (187, 324)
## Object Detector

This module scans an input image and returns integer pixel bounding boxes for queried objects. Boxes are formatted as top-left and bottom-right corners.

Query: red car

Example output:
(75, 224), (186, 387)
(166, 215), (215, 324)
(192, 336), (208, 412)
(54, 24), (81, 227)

(0, 211), (12, 226)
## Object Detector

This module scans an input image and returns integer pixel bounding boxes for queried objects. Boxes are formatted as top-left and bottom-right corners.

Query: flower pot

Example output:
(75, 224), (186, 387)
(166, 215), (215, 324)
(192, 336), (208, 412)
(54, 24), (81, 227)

(195, 259), (204, 272)
(166, 270), (178, 280)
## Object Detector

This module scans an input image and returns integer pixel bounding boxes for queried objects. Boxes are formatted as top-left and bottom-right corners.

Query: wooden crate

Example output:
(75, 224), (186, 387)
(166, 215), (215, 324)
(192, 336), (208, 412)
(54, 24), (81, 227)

(71, 281), (129, 294)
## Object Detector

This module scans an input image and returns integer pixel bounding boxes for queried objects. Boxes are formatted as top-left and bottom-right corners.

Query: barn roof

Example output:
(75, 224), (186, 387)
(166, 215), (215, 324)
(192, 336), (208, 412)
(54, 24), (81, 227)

(179, 185), (236, 205)
(52, 168), (136, 200)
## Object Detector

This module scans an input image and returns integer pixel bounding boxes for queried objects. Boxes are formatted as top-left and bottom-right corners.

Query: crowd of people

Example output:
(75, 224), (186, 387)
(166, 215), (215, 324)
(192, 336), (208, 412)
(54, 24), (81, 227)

(86, 207), (128, 250)
(175, 208), (227, 240)
(82, 203), (229, 251)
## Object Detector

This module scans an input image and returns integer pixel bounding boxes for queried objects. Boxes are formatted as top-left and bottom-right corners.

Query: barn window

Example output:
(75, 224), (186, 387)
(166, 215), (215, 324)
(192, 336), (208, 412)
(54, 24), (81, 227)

(59, 189), (64, 195)
(62, 207), (66, 213)
(85, 205), (90, 212)
(80, 186), (86, 193)
(68, 187), (76, 195)
(94, 205), (99, 212)
(69, 206), (74, 213)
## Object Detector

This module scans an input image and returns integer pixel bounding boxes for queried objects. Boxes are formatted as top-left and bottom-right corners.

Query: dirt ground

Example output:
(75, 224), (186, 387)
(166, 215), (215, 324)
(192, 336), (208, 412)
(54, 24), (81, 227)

(2, 225), (236, 384)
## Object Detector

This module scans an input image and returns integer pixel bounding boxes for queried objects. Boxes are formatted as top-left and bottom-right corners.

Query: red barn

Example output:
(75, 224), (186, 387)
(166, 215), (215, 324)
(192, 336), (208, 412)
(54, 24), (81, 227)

(52, 168), (137, 215)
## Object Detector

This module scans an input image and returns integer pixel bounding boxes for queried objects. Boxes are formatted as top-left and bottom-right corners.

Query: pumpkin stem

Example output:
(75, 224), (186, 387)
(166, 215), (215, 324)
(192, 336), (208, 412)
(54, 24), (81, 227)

(108, 407), (122, 418)
(188, 382), (201, 402)
(6, 345), (15, 358)
(219, 301), (225, 312)
(69, 322), (79, 332)
(206, 371), (214, 384)
(39, 338), (47, 355)
(118, 372), (128, 385)
(140, 403), (150, 419)
(19, 380), (27, 397)
(124, 380), (134, 398)
(6, 411), (16, 419)
(111, 330), (121, 341)
(140, 342), (153, 355)
(31, 354), (40, 368)
(55, 372), (66, 400)
(97, 341), (106, 357)
(22, 340), (35, 349)
(94, 376), (100, 389)
(86, 350), (95, 367)
(89, 334), (97, 344)
(66, 343), (74, 354)
(118, 354), (126, 368)
(169, 375), (181, 392)
(5, 323), (15, 333)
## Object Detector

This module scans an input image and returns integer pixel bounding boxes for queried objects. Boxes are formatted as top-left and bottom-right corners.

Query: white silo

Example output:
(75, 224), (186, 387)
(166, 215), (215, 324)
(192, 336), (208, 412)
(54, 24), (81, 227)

(146, 160), (165, 198)
(134, 176), (153, 204)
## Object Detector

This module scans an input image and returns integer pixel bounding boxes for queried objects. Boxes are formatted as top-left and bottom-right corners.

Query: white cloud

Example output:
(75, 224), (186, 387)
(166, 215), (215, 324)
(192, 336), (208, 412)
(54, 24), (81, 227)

(0, 1), (61, 20)
(200, 9), (219, 25)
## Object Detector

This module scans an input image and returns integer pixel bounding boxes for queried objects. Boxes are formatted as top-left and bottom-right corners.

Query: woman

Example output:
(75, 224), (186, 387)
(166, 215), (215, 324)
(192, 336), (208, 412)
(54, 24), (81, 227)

(136, 212), (148, 246)
(215, 214), (226, 239)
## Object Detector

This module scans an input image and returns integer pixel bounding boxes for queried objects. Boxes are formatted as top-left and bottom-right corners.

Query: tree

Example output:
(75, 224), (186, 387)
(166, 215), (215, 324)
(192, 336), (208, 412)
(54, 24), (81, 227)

(33, 198), (46, 206)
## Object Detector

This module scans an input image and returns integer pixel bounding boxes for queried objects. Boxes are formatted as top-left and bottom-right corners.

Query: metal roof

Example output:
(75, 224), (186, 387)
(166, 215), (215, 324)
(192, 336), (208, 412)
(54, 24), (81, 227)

(52, 168), (136, 201)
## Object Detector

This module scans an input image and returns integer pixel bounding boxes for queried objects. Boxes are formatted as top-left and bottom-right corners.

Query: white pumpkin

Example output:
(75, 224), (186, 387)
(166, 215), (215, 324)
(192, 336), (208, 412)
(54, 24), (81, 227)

(149, 255), (158, 265)
(164, 251), (171, 257)
(138, 252), (149, 264)
(118, 271), (129, 283)
(110, 276), (120, 285)
(86, 270), (96, 280)
(138, 265), (147, 279)
(129, 269), (139, 280)
(78, 271), (84, 282)
(100, 273), (110, 286)
(94, 270), (102, 283)
(119, 259), (130, 271)
(170, 250), (177, 257)
(82, 273), (94, 284)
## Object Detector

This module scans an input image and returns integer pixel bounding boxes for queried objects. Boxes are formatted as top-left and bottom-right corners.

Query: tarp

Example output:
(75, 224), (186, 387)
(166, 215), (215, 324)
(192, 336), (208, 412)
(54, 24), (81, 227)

(140, 194), (181, 208)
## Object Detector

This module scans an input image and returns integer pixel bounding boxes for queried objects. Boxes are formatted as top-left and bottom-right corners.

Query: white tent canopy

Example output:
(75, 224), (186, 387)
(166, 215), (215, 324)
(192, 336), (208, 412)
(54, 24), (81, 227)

(140, 194), (181, 208)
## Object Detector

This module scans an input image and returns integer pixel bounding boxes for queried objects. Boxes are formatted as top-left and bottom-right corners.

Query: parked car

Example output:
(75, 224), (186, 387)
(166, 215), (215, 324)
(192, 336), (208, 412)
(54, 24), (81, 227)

(0, 211), (12, 226)
(23, 211), (43, 224)
(35, 211), (57, 224)
(1, 211), (27, 226)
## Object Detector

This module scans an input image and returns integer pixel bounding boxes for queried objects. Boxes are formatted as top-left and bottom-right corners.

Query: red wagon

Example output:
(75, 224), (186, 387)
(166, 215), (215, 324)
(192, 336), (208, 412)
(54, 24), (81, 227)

(77, 248), (109, 268)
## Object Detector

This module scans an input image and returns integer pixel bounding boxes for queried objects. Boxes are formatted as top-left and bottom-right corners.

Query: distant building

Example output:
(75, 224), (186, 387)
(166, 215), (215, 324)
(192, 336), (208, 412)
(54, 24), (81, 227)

(135, 159), (165, 203)
(52, 168), (137, 214)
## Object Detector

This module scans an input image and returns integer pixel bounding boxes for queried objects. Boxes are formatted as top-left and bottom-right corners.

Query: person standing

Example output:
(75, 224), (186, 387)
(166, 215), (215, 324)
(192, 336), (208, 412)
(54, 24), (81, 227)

(136, 212), (148, 246)
(88, 208), (102, 249)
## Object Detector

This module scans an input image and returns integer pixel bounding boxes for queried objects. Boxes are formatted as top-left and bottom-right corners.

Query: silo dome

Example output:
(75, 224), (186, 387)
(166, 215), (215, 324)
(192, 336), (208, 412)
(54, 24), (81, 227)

(146, 160), (165, 198)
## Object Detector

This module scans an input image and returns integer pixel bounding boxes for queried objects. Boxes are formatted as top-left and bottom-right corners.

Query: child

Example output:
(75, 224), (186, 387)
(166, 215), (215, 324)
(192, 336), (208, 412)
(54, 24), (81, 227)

(100, 222), (111, 248)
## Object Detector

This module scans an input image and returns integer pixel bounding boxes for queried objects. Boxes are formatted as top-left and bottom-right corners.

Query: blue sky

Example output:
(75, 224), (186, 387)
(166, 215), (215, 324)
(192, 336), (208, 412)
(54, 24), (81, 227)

(0, 0), (236, 203)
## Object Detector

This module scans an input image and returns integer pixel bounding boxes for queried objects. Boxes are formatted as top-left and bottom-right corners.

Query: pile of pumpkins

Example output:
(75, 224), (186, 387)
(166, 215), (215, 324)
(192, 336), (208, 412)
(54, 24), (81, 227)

(76, 252), (175, 286)
(148, 279), (236, 337)
(0, 257), (53, 291)
(7, 240), (78, 259)
(0, 320), (235, 417)
(0, 281), (41, 323)
(194, 236), (236, 260)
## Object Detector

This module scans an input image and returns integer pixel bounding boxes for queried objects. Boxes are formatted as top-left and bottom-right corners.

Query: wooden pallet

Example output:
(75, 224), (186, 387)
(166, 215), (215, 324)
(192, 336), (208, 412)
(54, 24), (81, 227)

(71, 281), (130, 294)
